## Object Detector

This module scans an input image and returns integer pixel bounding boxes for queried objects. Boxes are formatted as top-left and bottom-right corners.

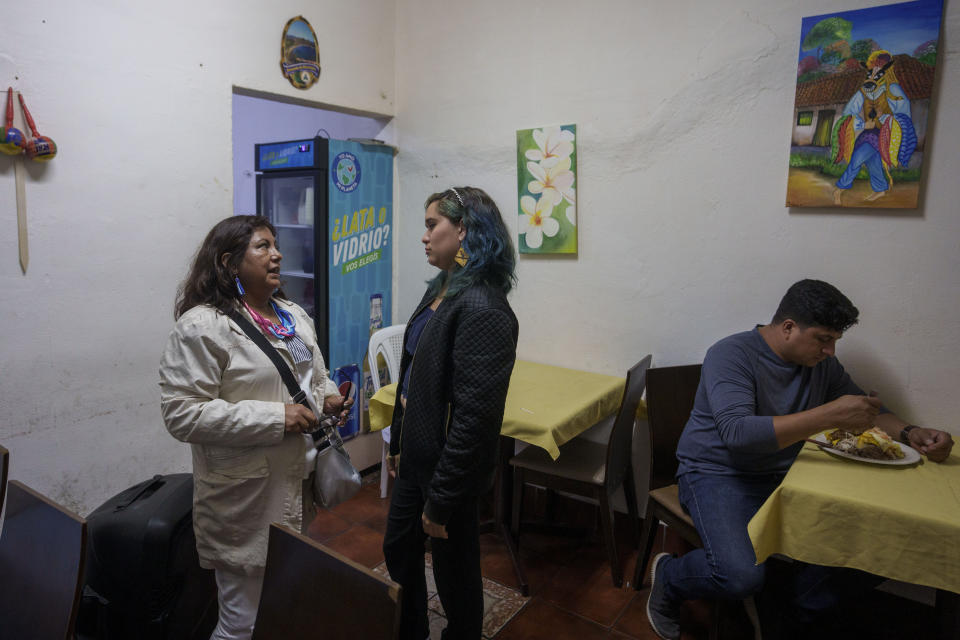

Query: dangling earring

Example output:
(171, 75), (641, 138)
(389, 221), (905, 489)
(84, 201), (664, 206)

(454, 246), (469, 267)
(235, 276), (245, 296)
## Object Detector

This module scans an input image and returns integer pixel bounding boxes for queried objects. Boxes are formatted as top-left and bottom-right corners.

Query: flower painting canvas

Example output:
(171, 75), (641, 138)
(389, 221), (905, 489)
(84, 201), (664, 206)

(517, 124), (577, 253)
(786, 0), (942, 208)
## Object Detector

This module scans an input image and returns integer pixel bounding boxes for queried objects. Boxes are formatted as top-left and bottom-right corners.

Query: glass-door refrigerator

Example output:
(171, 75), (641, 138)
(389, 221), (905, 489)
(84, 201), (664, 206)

(254, 136), (394, 439)
(255, 136), (329, 359)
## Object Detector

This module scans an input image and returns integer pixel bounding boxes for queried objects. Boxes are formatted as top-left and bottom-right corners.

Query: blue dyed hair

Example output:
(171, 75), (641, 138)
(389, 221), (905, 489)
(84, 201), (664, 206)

(425, 187), (517, 298)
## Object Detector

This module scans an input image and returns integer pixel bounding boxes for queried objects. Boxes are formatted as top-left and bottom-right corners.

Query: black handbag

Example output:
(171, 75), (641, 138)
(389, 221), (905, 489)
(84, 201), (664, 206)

(228, 309), (361, 509)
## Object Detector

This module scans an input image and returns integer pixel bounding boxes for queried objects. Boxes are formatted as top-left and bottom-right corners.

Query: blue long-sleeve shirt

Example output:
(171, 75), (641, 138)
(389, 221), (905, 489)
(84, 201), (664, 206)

(676, 328), (881, 477)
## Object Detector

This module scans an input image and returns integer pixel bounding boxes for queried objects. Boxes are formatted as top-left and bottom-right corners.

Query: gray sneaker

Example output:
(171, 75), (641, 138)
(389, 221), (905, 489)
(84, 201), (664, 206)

(646, 552), (681, 640)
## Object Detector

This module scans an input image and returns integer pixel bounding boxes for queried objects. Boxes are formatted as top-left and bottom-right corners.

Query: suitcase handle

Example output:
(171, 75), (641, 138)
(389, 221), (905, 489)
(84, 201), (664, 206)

(114, 474), (165, 511)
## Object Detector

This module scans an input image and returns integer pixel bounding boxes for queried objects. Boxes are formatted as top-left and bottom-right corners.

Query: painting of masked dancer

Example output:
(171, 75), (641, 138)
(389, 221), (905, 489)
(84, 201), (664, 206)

(786, 0), (942, 208)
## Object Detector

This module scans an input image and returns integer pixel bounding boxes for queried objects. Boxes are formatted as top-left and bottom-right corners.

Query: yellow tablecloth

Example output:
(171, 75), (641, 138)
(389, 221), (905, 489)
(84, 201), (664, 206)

(368, 359), (637, 459)
(368, 383), (398, 433)
(748, 440), (960, 594)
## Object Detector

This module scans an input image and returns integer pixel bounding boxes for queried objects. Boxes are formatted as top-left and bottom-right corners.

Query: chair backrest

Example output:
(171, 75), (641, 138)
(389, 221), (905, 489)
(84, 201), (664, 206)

(367, 324), (406, 392)
(644, 364), (702, 491)
(0, 445), (8, 515)
(252, 524), (401, 640)
(604, 355), (653, 492)
(0, 480), (87, 640)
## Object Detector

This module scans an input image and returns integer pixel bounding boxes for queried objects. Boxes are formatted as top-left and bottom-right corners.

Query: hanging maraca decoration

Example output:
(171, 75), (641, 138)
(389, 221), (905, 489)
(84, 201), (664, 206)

(0, 87), (26, 155)
(2, 88), (56, 274)
(18, 93), (56, 162)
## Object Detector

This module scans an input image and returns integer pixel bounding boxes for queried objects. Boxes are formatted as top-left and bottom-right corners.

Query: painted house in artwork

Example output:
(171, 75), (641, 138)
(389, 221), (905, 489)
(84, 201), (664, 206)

(791, 54), (934, 157)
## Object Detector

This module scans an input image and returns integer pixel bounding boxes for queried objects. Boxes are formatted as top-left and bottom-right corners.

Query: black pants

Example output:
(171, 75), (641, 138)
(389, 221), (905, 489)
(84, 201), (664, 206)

(383, 473), (483, 640)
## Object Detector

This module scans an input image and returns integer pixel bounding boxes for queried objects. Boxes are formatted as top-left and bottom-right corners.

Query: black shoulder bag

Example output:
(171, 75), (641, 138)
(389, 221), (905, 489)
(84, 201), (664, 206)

(228, 309), (361, 509)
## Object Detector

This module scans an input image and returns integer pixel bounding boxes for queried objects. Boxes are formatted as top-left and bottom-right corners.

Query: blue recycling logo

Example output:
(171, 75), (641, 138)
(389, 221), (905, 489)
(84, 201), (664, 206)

(332, 152), (361, 193)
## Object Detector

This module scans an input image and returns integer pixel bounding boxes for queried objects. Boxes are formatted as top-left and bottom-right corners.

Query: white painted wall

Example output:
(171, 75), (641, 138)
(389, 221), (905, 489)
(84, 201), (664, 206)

(393, 0), (960, 435)
(2, 0), (957, 520)
(0, 0), (394, 515)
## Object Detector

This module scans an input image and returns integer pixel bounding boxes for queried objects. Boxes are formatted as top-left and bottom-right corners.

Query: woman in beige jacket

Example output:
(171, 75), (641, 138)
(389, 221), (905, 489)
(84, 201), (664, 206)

(160, 215), (348, 640)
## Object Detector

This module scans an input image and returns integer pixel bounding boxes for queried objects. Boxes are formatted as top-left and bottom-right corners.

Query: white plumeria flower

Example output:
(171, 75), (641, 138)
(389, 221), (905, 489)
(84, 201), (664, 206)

(524, 126), (574, 169)
(518, 195), (559, 249)
(527, 156), (575, 207)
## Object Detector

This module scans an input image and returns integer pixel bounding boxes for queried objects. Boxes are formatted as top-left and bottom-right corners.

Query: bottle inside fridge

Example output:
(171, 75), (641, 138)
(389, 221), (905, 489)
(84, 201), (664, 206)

(361, 293), (384, 431)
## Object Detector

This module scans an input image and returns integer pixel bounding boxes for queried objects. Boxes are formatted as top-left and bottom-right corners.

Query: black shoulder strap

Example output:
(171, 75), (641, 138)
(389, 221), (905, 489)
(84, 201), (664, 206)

(227, 308), (307, 406)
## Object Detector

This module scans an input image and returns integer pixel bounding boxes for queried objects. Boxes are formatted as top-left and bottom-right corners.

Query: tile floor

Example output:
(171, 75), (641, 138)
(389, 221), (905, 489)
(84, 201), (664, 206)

(308, 473), (939, 639)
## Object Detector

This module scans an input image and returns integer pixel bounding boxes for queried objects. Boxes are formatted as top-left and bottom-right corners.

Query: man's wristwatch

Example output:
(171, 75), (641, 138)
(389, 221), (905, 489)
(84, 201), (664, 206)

(900, 425), (919, 444)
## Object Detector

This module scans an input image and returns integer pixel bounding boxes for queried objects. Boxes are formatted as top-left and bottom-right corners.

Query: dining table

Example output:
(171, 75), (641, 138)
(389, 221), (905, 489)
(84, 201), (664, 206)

(368, 359), (629, 595)
(747, 437), (960, 639)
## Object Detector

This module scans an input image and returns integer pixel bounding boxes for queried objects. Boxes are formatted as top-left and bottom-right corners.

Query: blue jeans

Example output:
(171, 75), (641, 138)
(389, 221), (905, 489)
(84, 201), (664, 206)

(836, 142), (889, 192)
(661, 471), (780, 603)
(661, 471), (881, 630)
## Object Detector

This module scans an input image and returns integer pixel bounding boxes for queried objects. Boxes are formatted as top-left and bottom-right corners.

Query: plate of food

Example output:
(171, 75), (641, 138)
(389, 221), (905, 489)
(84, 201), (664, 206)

(811, 427), (921, 466)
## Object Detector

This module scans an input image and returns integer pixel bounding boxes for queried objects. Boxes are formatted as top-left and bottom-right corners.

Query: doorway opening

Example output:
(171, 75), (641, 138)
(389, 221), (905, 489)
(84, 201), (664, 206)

(231, 87), (393, 215)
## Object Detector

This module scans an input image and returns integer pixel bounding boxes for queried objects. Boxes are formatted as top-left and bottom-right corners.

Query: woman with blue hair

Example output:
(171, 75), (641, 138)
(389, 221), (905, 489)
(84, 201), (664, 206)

(383, 187), (519, 639)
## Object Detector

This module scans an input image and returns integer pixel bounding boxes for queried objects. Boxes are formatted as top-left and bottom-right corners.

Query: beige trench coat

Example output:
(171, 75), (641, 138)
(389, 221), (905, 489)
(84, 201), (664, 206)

(159, 300), (339, 575)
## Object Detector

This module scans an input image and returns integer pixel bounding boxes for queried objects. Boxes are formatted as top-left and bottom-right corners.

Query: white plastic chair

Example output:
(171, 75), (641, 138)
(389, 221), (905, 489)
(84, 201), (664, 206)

(367, 324), (406, 498)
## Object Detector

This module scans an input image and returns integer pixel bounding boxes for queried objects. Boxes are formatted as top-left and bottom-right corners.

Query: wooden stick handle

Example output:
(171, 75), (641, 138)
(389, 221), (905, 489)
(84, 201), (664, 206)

(15, 157), (28, 273)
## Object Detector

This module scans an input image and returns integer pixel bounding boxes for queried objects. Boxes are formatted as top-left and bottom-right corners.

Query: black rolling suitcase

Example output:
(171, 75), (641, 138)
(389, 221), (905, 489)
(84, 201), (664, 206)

(76, 473), (217, 640)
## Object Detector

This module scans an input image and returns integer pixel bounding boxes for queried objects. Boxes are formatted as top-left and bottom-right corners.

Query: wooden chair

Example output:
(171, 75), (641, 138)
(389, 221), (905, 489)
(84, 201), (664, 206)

(633, 365), (764, 639)
(0, 444), (8, 515)
(509, 355), (652, 587)
(0, 480), (87, 640)
(632, 364), (703, 589)
(630, 364), (739, 637)
(252, 523), (401, 639)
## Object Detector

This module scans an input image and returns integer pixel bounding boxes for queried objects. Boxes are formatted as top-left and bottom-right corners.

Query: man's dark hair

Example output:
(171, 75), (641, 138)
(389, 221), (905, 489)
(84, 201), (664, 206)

(772, 279), (859, 333)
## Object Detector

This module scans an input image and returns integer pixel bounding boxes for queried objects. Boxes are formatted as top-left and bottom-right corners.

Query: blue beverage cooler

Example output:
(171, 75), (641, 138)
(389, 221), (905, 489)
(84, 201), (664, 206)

(256, 137), (393, 438)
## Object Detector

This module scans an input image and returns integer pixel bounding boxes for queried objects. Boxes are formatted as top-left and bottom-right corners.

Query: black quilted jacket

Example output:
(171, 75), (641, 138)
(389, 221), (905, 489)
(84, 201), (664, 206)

(389, 283), (518, 525)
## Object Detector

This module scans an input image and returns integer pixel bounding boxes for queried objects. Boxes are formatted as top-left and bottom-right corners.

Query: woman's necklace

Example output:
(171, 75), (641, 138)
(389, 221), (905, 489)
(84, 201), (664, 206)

(243, 300), (296, 339)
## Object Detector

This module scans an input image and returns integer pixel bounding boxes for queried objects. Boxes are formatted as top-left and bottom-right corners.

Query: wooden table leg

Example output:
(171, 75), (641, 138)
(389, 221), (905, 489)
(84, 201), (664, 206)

(478, 435), (529, 596)
(501, 520), (529, 596)
(495, 435), (513, 527)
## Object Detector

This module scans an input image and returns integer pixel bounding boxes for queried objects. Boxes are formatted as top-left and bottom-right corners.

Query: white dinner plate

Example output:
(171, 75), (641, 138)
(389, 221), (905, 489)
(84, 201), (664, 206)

(810, 433), (922, 466)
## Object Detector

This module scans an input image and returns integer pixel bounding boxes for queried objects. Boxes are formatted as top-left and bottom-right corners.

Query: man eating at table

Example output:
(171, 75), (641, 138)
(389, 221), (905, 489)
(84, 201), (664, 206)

(646, 278), (954, 640)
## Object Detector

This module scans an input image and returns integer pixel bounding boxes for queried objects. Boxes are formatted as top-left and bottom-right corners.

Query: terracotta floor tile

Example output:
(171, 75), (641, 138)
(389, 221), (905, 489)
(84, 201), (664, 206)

(514, 550), (567, 598)
(479, 533), (522, 588)
(611, 588), (654, 639)
(494, 598), (612, 640)
(515, 528), (585, 557)
(322, 523), (385, 568)
(305, 508), (351, 542)
(314, 481), (740, 638)
(479, 533), (565, 597)
(330, 483), (391, 525)
(536, 545), (635, 626)
(365, 512), (389, 535)
(311, 483), (944, 640)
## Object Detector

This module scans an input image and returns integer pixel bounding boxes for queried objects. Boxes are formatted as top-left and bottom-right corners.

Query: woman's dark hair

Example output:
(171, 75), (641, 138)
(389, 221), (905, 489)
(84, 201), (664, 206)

(771, 279), (859, 333)
(174, 215), (286, 319)
(424, 187), (517, 298)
